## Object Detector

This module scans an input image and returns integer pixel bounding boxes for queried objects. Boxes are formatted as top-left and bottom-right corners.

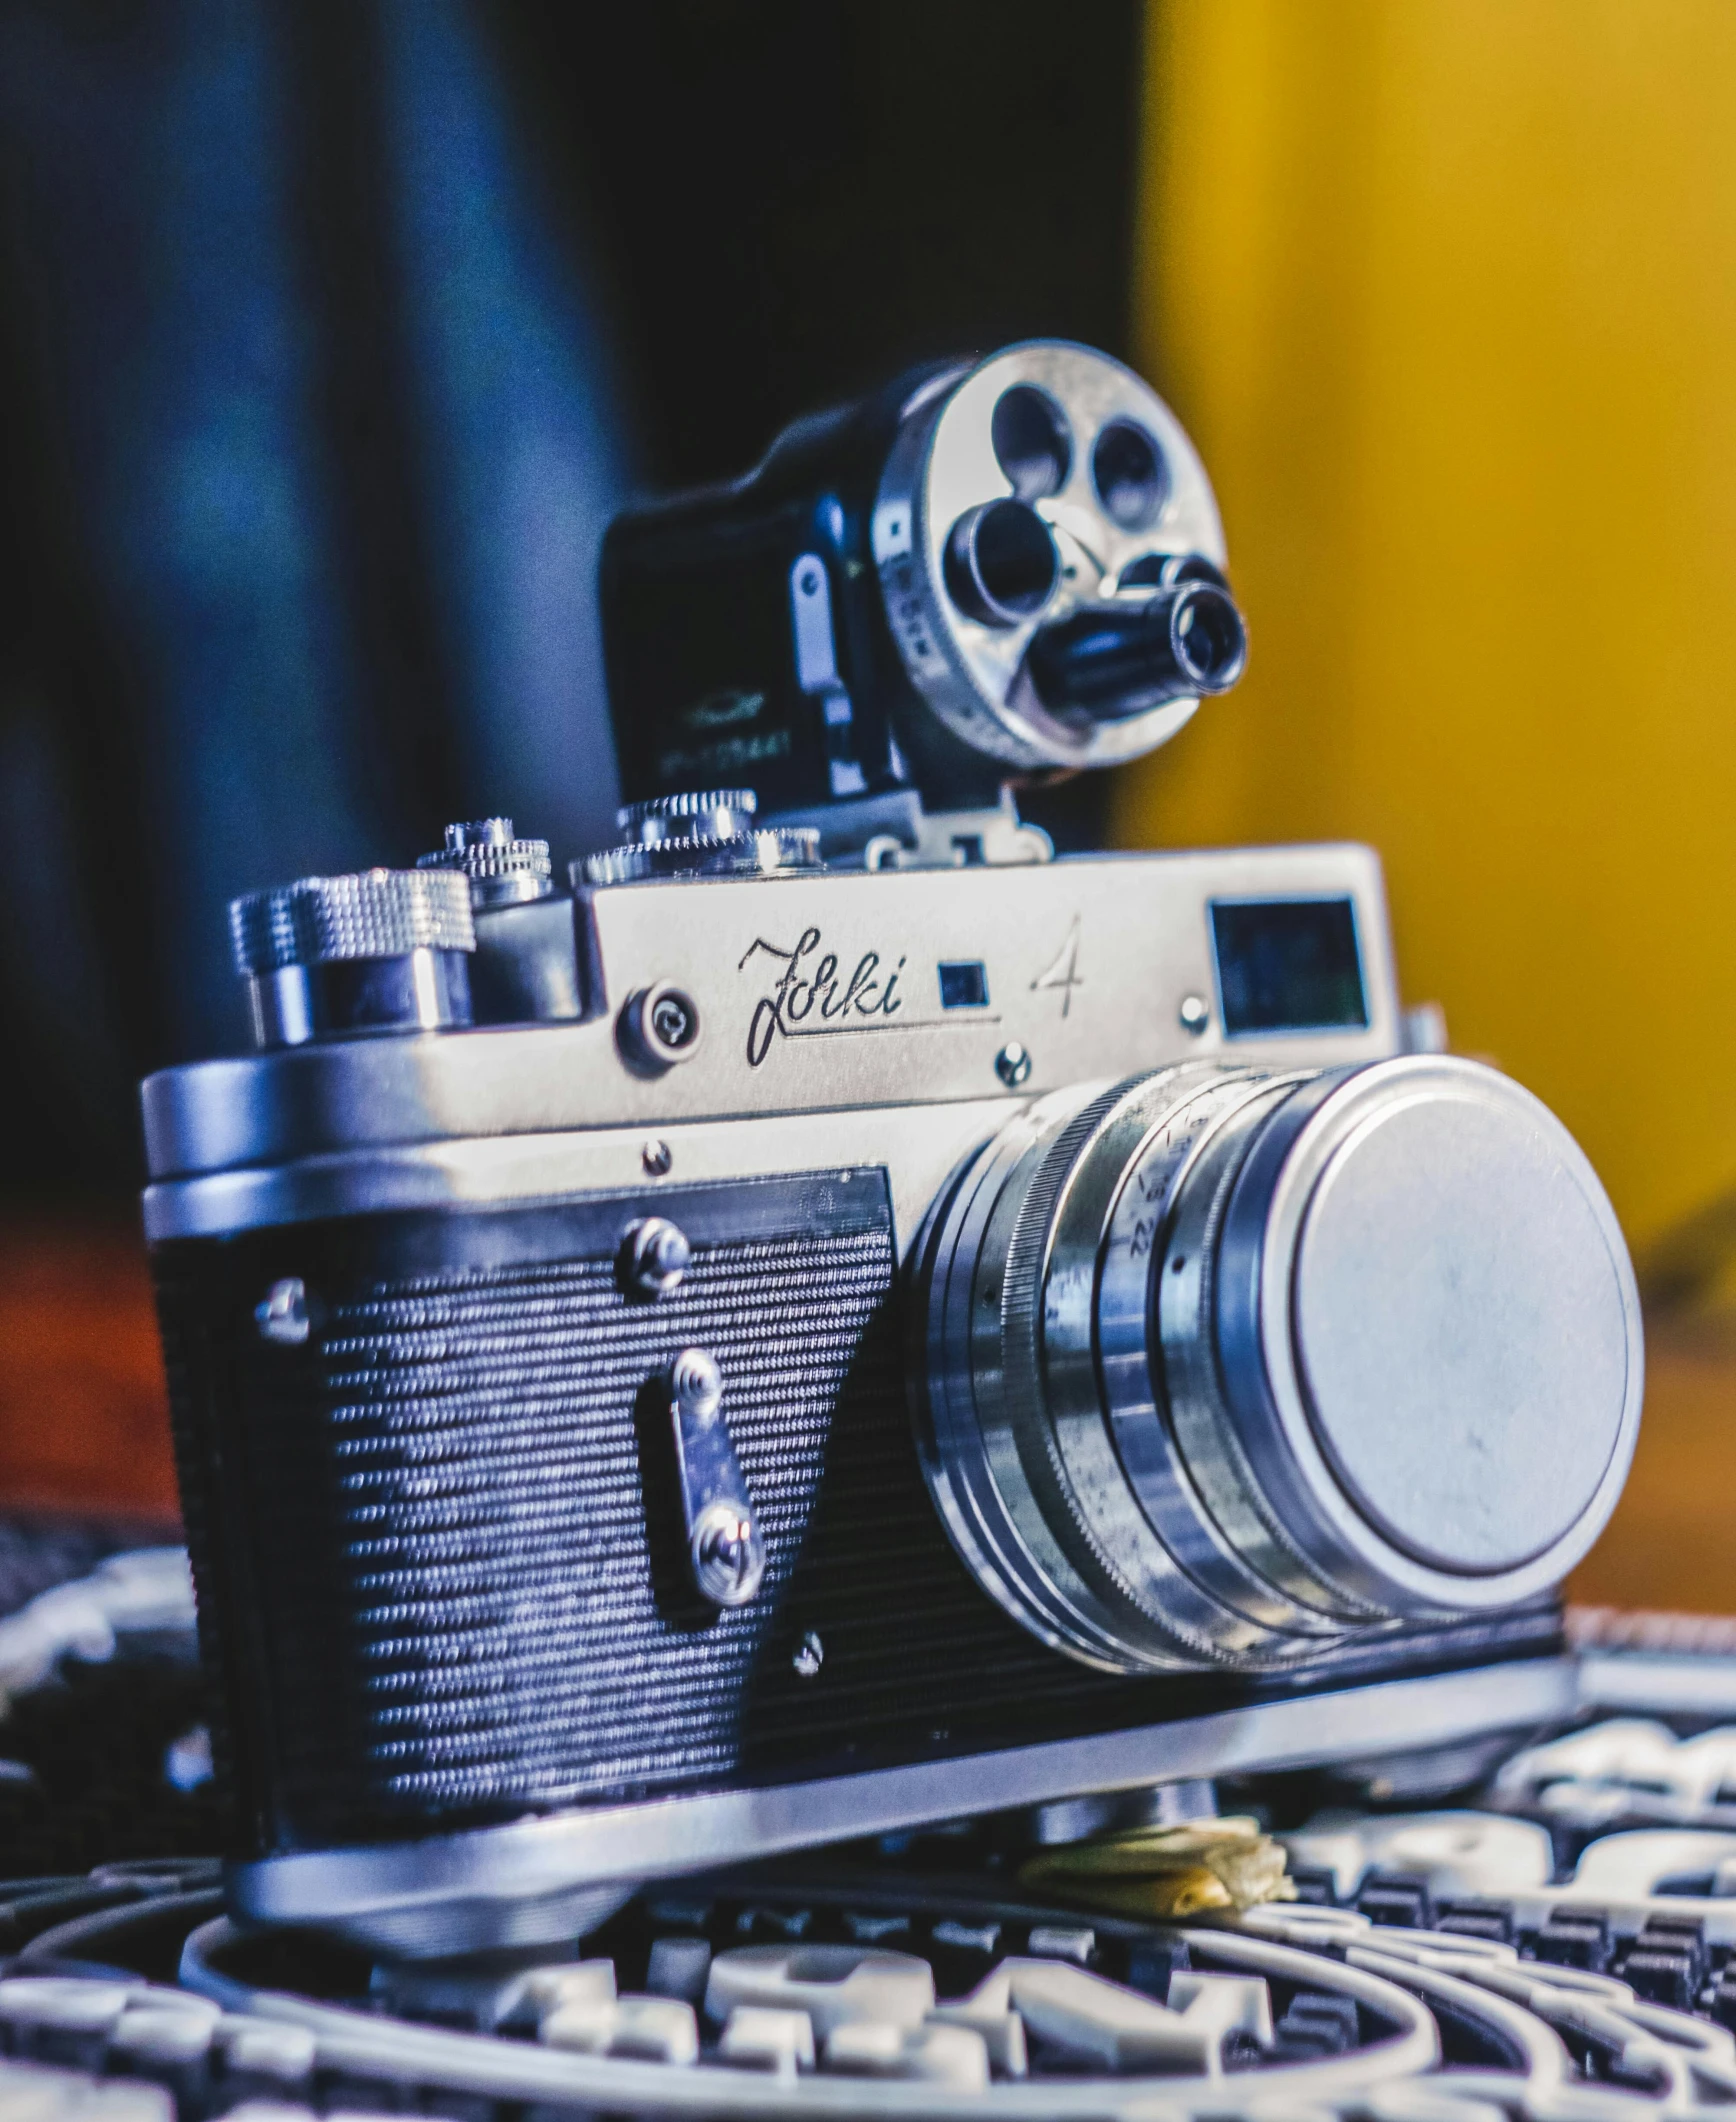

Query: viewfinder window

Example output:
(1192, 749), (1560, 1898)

(1210, 899), (1367, 1036)
(939, 961), (990, 1010)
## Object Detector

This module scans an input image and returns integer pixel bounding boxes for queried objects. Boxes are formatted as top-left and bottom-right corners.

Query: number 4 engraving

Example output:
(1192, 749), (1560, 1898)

(1032, 916), (1084, 1017)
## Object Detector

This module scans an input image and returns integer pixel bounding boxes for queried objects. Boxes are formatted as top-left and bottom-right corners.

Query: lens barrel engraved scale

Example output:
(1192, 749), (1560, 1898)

(138, 339), (1643, 1958)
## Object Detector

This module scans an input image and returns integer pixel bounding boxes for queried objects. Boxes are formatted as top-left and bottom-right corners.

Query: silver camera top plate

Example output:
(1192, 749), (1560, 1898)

(141, 843), (1400, 1244)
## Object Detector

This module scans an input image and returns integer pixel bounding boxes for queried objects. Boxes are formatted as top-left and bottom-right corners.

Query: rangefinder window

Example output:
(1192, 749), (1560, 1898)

(938, 960), (989, 1009)
(1211, 896), (1368, 1035)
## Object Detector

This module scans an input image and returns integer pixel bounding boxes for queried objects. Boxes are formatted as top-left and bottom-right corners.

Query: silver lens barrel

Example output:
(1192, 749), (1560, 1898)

(912, 1056), (1643, 1674)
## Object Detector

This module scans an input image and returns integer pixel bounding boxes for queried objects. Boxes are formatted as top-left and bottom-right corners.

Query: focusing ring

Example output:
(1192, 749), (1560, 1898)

(912, 1056), (1644, 1675)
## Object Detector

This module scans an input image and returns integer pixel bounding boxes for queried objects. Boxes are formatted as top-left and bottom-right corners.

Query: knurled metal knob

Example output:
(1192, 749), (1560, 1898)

(581, 789), (820, 886)
(229, 868), (475, 977)
(618, 790), (758, 845)
(417, 818), (553, 906)
(580, 828), (820, 887)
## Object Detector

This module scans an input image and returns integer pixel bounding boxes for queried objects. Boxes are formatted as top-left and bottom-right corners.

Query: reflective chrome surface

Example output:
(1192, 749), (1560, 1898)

(143, 843), (1401, 1221)
(582, 788), (822, 885)
(417, 817), (554, 907)
(229, 867), (478, 1049)
(872, 342), (1232, 773)
(914, 1057), (1643, 1675)
(1215, 1059), (1639, 1601)
(225, 1655), (1577, 1954)
(668, 1348), (765, 1609)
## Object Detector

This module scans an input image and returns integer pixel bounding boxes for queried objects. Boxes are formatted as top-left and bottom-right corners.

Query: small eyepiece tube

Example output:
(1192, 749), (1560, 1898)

(1027, 581), (1248, 720)
(942, 498), (1060, 627)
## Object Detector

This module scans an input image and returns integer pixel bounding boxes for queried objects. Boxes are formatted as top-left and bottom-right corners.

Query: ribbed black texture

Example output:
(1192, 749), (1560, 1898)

(154, 1170), (1565, 1861)
(160, 1176), (914, 1847)
(295, 1230), (888, 1811)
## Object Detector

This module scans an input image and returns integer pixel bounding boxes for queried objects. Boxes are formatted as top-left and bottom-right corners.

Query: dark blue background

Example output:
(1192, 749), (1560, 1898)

(0, 0), (1140, 1193)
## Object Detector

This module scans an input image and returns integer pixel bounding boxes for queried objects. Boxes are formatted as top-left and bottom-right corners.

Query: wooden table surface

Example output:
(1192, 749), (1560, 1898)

(0, 1219), (180, 1524)
(0, 1219), (1727, 1613)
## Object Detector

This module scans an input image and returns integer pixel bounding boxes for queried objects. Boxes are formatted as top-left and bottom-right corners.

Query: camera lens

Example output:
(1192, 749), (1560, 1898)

(990, 384), (1072, 501)
(1174, 584), (1246, 688)
(943, 499), (1060, 626)
(1093, 419), (1170, 529)
(1119, 551), (1227, 592)
(913, 1057), (1641, 1673)
(1028, 581), (1247, 719)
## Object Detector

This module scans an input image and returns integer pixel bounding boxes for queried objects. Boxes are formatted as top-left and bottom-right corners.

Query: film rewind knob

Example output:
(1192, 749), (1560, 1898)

(228, 867), (476, 1049)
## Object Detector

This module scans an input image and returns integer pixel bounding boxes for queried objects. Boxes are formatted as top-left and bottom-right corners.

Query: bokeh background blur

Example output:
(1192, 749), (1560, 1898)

(1119, 0), (1736, 1615)
(0, 0), (1728, 1609)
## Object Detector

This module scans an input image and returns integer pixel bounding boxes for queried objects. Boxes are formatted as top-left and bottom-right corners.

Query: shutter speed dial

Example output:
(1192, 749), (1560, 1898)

(581, 791), (821, 886)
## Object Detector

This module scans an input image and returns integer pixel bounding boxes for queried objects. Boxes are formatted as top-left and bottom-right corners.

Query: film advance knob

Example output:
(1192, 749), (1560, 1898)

(619, 1217), (692, 1299)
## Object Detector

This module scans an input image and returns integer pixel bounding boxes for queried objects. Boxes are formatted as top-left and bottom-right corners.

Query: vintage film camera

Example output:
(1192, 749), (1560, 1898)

(141, 343), (1642, 1960)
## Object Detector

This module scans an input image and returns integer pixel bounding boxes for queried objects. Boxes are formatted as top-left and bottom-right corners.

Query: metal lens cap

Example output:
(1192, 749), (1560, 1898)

(1257, 1062), (1639, 1581)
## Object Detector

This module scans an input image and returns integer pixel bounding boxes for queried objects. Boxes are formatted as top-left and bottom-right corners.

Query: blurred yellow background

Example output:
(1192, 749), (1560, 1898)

(1118, 0), (1736, 1260)
(1120, 0), (1736, 1612)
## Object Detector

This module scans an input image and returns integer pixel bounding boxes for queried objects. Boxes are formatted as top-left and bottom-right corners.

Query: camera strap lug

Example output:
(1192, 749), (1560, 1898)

(667, 1349), (765, 1608)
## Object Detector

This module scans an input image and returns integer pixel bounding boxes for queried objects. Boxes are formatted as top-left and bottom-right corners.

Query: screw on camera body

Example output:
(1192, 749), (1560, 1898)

(618, 981), (703, 1073)
(255, 1278), (311, 1346)
(995, 1041), (1033, 1087)
(691, 1504), (762, 1607)
(652, 992), (694, 1047)
(671, 1347), (723, 1422)
(619, 1218), (691, 1300)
